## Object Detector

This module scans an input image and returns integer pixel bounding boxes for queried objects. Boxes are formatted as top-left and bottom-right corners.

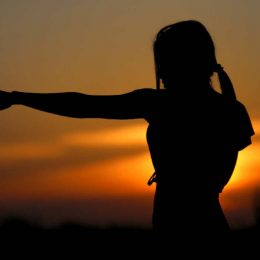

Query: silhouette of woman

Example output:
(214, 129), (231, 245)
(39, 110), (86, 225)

(0, 20), (254, 234)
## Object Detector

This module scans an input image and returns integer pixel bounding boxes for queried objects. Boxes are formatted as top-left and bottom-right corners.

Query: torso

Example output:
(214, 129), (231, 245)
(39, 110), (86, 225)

(145, 88), (238, 230)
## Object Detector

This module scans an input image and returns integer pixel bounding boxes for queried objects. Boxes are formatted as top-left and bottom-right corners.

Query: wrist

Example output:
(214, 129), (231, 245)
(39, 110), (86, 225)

(10, 91), (20, 105)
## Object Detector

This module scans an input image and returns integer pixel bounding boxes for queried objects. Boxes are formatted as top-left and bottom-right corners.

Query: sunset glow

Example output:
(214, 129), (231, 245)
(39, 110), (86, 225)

(0, 120), (259, 228)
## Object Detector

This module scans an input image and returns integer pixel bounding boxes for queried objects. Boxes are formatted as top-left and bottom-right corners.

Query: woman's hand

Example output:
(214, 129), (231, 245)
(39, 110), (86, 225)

(0, 91), (12, 110)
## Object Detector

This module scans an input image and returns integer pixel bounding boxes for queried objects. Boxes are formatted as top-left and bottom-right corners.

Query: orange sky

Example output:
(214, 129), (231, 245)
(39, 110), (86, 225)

(0, 0), (259, 229)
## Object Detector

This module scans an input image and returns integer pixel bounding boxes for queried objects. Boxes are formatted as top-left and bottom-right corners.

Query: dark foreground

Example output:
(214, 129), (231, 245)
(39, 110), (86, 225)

(0, 218), (259, 257)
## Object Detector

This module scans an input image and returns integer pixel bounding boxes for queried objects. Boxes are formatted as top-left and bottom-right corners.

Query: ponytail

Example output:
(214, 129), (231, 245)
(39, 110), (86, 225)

(215, 64), (236, 101)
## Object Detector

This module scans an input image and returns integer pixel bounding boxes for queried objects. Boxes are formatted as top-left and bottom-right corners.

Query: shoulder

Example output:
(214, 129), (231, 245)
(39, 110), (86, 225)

(209, 90), (245, 112)
(132, 88), (158, 95)
(218, 96), (255, 150)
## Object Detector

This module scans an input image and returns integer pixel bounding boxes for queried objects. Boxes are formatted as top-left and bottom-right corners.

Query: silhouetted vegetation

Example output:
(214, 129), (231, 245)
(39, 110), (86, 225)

(1, 216), (259, 256)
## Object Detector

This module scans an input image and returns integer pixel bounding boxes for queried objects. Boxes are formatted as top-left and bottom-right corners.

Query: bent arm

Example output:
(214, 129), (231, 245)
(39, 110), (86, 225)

(9, 89), (155, 119)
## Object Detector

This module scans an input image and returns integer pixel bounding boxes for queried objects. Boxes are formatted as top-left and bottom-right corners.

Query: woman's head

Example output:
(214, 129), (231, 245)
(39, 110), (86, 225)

(154, 20), (217, 90)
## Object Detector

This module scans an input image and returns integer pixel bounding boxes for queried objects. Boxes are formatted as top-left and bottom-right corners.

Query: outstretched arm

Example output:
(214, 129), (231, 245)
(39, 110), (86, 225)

(0, 89), (155, 119)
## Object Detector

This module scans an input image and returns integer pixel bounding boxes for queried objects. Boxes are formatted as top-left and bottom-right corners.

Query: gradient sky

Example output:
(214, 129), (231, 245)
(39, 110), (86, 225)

(0, 0), (259, 229)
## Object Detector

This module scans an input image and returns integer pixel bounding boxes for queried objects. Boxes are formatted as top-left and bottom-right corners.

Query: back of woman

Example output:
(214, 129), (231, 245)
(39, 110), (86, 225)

(146, 86), (253, 232)
(144, 20), (255, 233)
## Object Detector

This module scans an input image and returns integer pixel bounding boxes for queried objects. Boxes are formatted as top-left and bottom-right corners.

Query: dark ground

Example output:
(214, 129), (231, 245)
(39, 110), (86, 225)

(0, 217), (259, 257)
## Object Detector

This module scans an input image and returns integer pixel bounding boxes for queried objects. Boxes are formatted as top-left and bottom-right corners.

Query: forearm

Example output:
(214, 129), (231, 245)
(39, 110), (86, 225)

(8, 88), (152, 119)
(11, 91), (91, 118)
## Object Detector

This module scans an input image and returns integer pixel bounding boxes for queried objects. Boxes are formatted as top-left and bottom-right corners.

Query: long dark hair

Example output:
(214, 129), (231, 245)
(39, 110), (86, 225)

(153, 20), (236, 100)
